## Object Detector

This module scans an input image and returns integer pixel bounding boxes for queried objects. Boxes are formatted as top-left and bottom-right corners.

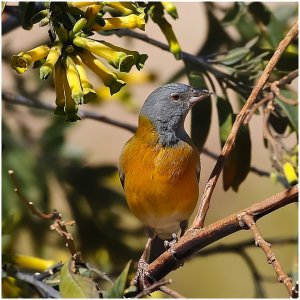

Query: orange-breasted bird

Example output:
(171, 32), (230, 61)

(118, 83), (212, 265)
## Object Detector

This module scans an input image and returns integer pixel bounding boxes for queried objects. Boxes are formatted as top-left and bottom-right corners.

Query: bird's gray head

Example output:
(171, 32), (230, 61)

(139, 83), (212, 145)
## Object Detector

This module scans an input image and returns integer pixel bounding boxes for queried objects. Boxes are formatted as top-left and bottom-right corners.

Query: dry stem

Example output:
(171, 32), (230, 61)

(192, 21), (299, 229)
(239, 213), (295, 297)
(8, 170), (83, 264)
(147, 185), (298, 283)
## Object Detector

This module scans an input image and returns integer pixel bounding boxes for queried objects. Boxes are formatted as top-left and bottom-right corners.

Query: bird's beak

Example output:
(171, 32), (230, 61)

(188, 89), (213, 105)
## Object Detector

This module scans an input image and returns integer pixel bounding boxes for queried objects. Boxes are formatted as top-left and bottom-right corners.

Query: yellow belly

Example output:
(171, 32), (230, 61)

(119, 134), (200, 238)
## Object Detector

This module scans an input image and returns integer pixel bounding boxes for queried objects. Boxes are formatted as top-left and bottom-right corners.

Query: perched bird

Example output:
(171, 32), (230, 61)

(118, 83), (212, 265)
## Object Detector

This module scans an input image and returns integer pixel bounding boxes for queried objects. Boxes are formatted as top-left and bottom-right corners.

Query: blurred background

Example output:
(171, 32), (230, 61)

(2, 2), (298, 298)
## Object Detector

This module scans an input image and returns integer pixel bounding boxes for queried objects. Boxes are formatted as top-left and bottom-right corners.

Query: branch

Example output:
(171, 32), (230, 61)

(159, 285), (186, 298)
(239, 213), (295, 297)
(192, 21), (299, 229)
(135, 279), (171, 298)
(8, 169), (83, 265)
(147, 185), (298, 283)
(277, 69), (299, 88)
(111, 29), (252, 93)
(2, 91), (136, 133)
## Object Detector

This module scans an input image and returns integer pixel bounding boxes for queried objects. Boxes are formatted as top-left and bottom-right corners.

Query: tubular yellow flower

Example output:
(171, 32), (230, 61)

(103, 2), (139, 15)
(61, 62), (81, 122)
(71, 54), (97, 103)
(72, 17), (88, 35)
(156, 17), (181, 59)
(73, 36), (135, 72)
(68, 2), (97, 8)
(12, 254), (55, 271)
(53, 62), (66, 115)
(99, 40), (148, 70)
(65, 55), (84, 104)
(11, 45), (50, 74)
(91, 13), (146, 31)
(161, 2), (178, 19)
(283, 162), (298, 185)
(40, 41), (63, 79)
(78, 50), (126, 95)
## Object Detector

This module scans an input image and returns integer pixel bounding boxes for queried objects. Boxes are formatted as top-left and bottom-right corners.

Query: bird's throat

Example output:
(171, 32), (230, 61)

(137, 114), (189, 147)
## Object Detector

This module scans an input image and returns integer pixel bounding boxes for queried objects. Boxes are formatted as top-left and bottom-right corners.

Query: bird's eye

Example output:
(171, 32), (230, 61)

(170, 93), (180, 102)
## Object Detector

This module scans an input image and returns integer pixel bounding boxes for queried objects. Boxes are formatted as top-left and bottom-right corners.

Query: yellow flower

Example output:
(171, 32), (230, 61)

(53, 62), (66, 115)
(12, 254), (55, 271)
(99, 40), (148, 70)
(40, 41), (63, 79)
(104, 2), (139, 15)
(283, 162), (298, 185)
(65, 55), (84, 104)
(68, 2), (97, 8)
(73, 36), (135, 72)
(61, 60), (81, 122)
(91, 13), (146, 31)
(11, 45), (50, 74)
(78, 50), (126, 95)
(71, 54), (97, 103)
(162, 2), (178, 19)
(155, 17), (181, 59)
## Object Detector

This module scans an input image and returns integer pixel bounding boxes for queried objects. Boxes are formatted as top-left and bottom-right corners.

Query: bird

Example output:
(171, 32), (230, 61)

(118, 83), (212, 277)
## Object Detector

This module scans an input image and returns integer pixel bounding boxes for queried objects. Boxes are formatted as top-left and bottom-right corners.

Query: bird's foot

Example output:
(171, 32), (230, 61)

(134, 257), (152, 291)
(163, 233), (183, 267)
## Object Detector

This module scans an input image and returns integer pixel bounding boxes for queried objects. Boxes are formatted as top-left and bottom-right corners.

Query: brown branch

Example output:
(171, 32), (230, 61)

(277, 69), (299, 88)
(2, 91), (136, 133)
(192, 21), (299, 229)
(135, 279), (171, 298)
(146, 185), (298, 284)
(239, 213), (295, 297)
(159, 285), (186, 298)
(8, 169), (83, 264)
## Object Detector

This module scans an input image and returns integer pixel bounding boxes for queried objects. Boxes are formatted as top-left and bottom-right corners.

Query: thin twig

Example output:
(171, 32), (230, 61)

(239, 213), (295, 297)
(159, 285), (186, 298)
(192, 21), (299, 229)
(135, 279), (171, 298)
(147, 185), (298, 283)
(113, 29), (253, 94)
(277, 69), (299, 88)
(2, 91), (136, 133)
(8, 170), (83, 264)
(3, 92), (272, 179)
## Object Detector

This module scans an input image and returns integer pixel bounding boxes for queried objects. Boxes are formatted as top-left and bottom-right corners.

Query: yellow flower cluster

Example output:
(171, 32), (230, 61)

(10, 2), (147, 122)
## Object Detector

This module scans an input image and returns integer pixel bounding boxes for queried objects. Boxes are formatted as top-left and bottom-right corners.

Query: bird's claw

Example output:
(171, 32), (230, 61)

(134, 258), (152, 291)
(163, 233), (183, 267)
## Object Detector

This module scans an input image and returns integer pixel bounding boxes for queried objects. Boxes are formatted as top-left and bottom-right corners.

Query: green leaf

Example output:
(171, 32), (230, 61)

(217, 97), (233, 144)
(221, 2), (246, 26)
(231, 123), (251, 191)
(276, 89), (298, 133)
(220, 47), (250, 66)
(185, 65), (212, 152)
(217, 98), (251, 191)
(107, 261), (133, 298)
(59, 259), (99, 298)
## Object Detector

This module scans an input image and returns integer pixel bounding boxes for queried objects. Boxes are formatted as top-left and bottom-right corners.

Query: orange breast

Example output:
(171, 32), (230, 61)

(119, 117), (200, 236)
